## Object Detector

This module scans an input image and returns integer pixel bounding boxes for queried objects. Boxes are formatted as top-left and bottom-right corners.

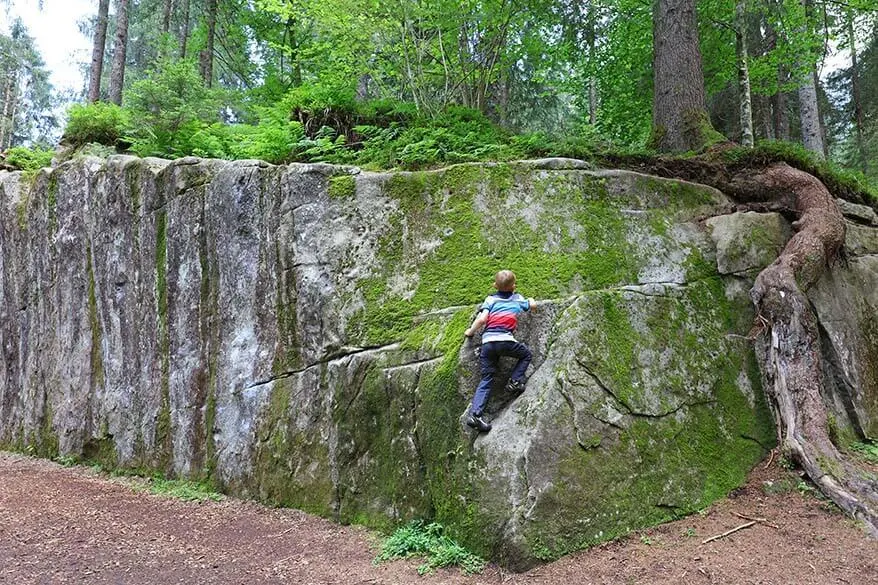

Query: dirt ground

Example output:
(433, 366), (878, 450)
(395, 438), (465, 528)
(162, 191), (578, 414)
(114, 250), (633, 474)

(1, 451), (875, 585)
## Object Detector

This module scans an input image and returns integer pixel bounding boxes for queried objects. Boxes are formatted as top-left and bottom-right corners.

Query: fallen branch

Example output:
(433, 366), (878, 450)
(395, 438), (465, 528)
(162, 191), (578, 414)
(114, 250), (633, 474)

(733, 511), (779, 529)
(701, 521), (756, 544)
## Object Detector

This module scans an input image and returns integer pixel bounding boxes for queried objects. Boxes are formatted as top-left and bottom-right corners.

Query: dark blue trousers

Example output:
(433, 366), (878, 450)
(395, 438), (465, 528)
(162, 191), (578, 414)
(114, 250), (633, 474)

(471, 340), (532, 416)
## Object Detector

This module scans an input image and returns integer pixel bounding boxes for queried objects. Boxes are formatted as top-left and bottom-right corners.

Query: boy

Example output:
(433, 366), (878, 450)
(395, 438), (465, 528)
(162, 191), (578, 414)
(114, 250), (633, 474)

(463, 270), (536, 433)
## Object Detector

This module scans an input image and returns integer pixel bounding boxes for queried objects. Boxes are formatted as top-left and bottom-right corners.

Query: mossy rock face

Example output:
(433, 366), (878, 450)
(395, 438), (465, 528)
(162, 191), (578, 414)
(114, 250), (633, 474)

(8, 158), (878, 569)
(454, 283), (773, 567)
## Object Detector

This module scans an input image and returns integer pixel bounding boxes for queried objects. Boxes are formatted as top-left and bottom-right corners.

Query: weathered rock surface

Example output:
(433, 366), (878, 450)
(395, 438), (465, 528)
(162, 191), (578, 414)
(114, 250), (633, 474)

(1, 157), (876, 567)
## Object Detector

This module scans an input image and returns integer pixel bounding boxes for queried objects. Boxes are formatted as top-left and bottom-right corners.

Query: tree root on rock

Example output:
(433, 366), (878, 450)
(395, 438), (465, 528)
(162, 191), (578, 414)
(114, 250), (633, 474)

(727, 163), (878, 536)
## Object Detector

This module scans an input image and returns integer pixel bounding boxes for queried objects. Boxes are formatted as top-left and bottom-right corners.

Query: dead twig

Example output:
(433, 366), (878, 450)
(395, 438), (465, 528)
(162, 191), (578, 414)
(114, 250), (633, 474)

(733, 511), (780, 529)
(700, 521), (756, 544)
(763, 448), (776, 469)
(269, 526), (296, 538)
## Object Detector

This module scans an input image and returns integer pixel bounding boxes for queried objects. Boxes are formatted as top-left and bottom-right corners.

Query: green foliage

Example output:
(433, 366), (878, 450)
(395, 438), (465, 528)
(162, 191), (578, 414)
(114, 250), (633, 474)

(64, 102), (129, 147)
(850, 440), (878, 463)
(140, 477), (225, 502)
(124, 59), (225, 158)
(374, 521), (486, 575)
(3, 146), (53, 171)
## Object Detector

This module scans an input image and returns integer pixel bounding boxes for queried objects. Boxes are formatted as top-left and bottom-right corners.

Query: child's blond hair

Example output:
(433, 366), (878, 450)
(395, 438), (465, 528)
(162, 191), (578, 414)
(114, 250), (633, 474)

(494, 270), (516, 292)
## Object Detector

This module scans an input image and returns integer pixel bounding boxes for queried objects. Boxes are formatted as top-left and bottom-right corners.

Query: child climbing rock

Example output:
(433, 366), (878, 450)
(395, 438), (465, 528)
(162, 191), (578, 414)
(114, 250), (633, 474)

(463, 270), (536, 433)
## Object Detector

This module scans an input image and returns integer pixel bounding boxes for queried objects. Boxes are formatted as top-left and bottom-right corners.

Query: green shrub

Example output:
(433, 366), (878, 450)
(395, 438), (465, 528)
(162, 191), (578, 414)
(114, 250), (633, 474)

(374, 521), (485, 575)
(124, 58), (224, 158)
(4, 146), (53, 171)
(64, 102), (128, 147)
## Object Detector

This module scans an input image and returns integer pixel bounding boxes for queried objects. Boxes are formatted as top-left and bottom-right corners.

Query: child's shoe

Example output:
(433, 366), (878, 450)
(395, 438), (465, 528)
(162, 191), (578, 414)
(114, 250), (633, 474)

(506, 378), (526, 395)
(465, 412), (492, 433)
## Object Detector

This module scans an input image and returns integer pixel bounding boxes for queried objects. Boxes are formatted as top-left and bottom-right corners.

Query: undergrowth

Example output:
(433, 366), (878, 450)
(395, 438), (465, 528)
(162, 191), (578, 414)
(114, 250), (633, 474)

(850, 440), (878, 464)
(374, 520), (486, 575)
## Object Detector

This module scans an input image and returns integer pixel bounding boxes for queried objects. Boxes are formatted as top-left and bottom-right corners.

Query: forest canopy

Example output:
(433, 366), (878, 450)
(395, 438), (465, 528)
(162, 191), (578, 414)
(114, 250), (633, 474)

(0, 0), (875, 187)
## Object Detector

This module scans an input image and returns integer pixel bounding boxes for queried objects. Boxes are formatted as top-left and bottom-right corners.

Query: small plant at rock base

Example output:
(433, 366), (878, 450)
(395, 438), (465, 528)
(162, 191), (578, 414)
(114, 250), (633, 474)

(374, 520), (485, 575)
(682, 527), (697, 538)
(141, 477), (224, 502)
(849, 440), (878, 464)
(639, 534), (653, 545)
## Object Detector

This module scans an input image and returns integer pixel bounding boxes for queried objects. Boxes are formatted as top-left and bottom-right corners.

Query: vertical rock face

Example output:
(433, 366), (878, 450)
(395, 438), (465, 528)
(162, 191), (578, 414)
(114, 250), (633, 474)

(1, 158), (876, 566)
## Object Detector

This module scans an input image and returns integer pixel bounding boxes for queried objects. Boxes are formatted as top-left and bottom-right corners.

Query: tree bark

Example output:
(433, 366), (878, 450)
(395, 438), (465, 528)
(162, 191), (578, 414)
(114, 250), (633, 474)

(199, 0), (217, 87)
(108, 0), (130, 106)
(162, 0), (173, 35)
(651, 0), (716, 152)
(88, 0), (110, 103)
(796, 0), (824, 158)
(798, 72), (824, 158)
(735, 0), (754, 147)
(0, 70), (17, 150)
(847, 11), (867, 174)
(179, 0), (191, 59)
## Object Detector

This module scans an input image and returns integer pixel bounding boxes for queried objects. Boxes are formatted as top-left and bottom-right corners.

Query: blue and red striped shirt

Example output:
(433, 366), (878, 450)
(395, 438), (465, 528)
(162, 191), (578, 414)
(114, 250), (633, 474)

(479, 291), (530, 343)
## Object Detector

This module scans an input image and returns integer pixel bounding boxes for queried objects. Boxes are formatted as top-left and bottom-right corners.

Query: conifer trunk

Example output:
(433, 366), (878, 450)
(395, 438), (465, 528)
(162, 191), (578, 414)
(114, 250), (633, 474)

(199, 0), (217, 87)
(88, 0), (110, 103)
(651, 0), (713, 152)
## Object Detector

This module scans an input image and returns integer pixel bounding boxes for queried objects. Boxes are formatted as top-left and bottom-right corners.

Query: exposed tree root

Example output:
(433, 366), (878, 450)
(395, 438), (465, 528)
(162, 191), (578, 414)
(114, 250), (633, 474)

(613, 155), (878, 535)
(725, 163), (878, 537)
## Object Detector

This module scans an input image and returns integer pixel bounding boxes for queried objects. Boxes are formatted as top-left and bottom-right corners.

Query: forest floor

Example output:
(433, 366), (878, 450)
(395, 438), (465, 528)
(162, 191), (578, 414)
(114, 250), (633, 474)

(1, 450), (876, 585)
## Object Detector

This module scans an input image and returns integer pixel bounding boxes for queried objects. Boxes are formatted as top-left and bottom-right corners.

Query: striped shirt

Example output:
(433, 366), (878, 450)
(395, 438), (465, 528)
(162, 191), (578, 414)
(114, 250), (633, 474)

(479, 291), (530, 343)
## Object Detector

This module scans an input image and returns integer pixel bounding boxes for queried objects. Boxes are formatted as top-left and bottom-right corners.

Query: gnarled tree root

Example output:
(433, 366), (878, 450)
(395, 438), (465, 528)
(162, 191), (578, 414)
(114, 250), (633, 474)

(728, 163), (878, 536)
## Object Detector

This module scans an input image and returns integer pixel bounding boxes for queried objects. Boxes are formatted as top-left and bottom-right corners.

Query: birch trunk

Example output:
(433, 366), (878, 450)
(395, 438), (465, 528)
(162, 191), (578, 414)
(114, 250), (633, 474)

(108, 0), (130, 106)
(735, 0), (754, 147)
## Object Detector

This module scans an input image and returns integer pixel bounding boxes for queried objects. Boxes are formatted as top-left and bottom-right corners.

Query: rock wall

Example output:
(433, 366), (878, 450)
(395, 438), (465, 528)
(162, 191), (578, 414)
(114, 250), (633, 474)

(1, 156), (876, 567)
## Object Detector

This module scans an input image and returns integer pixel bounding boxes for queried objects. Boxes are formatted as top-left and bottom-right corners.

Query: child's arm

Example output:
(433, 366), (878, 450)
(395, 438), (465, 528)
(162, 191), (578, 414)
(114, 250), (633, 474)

(464, 310), (489, 337)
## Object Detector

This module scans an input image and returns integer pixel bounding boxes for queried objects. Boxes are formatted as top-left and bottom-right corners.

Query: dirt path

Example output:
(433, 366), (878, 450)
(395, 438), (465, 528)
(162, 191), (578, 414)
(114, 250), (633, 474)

(1, 451), (875, 585)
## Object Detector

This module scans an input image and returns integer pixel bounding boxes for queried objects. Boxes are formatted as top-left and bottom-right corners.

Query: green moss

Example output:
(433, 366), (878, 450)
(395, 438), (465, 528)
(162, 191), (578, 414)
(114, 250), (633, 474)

(126, 161), (142, 214)
(348, 166), (642, 347)
(47, 172), (58, 235)
(15, 193), (29, 230)
(328, 174), (356, 199)
(252, 377), (335, 516)
(86, 247), (105, 389)
(155, 209), (172, 468)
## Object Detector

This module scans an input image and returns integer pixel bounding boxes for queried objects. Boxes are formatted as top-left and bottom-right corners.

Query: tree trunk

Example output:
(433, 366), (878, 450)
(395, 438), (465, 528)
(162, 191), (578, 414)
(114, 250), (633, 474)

(586, 0), (597, 125)
(735, 0), (754, 147)
(651, 0), (717, 152)
(199, 0), (217, 87)
(108, 0), (130, 106)
(847, 11), (867, 174)
(796, 0), (824, 158)
(88, 0), (110, 103)
(724, 163), (878, 535)
(162, 0), (173, 35)
(179, 0), (191, 59)
(0, 70), (17, 150)
(798, 71), (824, 158)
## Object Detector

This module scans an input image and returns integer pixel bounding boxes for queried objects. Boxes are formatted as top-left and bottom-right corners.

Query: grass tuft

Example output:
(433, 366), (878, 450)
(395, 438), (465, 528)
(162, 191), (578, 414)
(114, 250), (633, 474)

(374, 520), (486, 575)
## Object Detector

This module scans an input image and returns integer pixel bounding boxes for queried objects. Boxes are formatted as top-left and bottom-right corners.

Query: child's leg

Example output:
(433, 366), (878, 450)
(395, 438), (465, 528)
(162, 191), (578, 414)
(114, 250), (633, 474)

(507, 342), (532, 382)
(471, 343), (499, 415)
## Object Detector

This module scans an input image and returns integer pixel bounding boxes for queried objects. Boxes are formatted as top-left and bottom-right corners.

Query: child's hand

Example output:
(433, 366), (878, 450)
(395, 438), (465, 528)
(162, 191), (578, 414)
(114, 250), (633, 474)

(464, 328), (475, 338)
(528, 298), (537, 309)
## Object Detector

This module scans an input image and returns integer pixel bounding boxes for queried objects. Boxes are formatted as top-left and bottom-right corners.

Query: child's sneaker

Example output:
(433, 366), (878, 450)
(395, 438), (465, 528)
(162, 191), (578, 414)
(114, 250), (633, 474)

(465, 412), (492, 433)
(506, 378), (526, 395)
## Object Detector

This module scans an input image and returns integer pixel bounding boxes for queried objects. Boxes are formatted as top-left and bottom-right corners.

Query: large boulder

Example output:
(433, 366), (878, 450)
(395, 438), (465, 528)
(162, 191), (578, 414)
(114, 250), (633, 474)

(2, 157), (875, 567)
